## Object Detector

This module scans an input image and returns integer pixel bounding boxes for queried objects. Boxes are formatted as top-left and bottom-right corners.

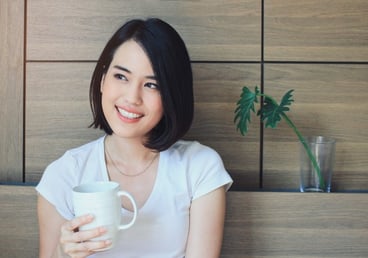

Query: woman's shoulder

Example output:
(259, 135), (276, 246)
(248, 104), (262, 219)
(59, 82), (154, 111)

(167, 140), (220, 160)
(165, 140), (232, 199)
(66, 136), (105, 157)
(54, 136), (103, 165)
(46, 136), (105, 172)
(170, 139), (204, 152)
(40, 136), (106, 183)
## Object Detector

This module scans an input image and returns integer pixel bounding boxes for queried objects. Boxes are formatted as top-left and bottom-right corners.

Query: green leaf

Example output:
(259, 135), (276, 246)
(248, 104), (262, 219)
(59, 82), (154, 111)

(234, 86), (259, 135)
(259, 89), (294, 128)
(233, 86), (323, 188)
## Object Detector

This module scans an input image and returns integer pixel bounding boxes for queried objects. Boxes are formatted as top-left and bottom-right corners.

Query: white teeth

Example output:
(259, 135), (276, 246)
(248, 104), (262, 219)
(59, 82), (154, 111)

(118, 108), (142, 119)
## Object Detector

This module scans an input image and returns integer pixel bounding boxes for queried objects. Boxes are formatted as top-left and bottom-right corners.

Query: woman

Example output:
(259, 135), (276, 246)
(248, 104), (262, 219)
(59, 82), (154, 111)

(37, 18), (232, 258)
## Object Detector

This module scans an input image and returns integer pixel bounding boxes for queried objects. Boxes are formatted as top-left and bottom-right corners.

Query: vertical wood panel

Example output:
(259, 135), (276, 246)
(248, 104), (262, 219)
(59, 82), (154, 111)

(186, 63), (261, 190)
(25, 63), (103, 182)
(0, 0), (24, 182)
(265, 0), (368, 61)
(27, 0), (261, 61)
(262, 64), (368, 191)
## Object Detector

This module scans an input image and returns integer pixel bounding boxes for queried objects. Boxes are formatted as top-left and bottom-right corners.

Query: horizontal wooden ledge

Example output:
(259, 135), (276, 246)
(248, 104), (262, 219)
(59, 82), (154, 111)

(1, 184), (367, 193)
(226, 190), (368, 201)
(26, 60), (368, 65)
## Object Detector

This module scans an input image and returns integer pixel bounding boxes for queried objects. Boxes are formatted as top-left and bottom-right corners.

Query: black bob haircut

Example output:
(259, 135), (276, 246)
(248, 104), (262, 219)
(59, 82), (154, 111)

(89, 18), (194, 152)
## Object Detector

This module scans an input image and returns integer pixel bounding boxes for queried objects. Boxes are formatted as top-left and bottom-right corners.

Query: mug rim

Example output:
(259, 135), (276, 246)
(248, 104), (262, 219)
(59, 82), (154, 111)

(73, 181), (119, 194)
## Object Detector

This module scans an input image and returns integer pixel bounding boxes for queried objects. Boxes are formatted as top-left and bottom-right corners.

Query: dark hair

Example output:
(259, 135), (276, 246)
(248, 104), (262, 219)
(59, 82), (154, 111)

(89, 18), (193, 151)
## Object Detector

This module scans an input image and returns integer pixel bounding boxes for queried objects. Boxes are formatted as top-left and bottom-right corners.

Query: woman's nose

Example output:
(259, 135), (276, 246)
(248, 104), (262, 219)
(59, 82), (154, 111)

(124, 82), (142, 105)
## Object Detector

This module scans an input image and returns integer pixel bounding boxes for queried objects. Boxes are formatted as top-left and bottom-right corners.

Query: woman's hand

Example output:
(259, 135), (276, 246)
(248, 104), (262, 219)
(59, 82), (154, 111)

(59, 214), (112, 258)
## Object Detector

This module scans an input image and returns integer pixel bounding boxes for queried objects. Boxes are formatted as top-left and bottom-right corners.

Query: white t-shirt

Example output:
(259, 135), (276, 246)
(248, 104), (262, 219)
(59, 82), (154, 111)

(36, 136), (233, 258)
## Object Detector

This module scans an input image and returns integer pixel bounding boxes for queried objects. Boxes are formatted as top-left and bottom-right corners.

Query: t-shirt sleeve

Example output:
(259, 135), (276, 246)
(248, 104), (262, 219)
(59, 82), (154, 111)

(188, 143), (233, 200)
(36, 151), (78, 220)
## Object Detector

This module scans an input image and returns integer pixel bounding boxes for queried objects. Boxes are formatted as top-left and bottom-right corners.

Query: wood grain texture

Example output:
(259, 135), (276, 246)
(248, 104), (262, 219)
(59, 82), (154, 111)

(1, 186), (367, 258)
(15, 0), (368, 191)
(264, 0), (368, 61)
(186, 63), (261, 190)
(27, 0), (261, 61)
(25, 63), (104, 182)
(222, 191), (368, 257)
(0, 0), (24, 182)
(0, 185), (38, 258)
(262, 64), (368, 191)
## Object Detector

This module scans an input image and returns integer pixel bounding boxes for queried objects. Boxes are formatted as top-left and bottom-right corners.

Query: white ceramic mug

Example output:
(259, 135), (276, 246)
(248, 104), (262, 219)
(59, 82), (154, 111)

(72, 181), (138, 251)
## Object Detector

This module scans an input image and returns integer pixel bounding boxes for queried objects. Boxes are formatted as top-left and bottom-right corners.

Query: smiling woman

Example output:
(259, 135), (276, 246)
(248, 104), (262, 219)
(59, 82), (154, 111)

(89, 18), (195, 152)
(36, 18), (232, 258)
(100, 40), (163, 139)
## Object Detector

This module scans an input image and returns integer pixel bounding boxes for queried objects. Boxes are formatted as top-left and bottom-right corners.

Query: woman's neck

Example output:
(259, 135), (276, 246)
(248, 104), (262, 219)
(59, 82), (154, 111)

(104, 134), (156, 164)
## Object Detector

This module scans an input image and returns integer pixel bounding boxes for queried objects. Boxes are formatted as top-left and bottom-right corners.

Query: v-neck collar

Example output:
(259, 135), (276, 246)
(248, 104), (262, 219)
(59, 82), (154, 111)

(100, 135), (165, 213)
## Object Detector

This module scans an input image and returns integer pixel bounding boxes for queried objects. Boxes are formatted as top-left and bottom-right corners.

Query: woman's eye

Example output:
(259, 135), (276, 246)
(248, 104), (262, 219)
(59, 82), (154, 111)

(114, 73), (127, 81)
(145, 82), (159, 90)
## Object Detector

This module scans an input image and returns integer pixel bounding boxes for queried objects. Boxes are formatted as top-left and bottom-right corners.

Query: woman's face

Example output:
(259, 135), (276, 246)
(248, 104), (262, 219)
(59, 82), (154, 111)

(100, 40), (163, 140)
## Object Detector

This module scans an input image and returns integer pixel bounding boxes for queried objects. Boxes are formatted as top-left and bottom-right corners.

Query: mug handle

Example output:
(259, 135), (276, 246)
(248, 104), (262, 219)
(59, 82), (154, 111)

(117, 191), (138, 230)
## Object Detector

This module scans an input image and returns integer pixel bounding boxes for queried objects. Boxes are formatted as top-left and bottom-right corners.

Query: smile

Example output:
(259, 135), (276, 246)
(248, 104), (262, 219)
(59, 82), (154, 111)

(117, 107), (143, 119)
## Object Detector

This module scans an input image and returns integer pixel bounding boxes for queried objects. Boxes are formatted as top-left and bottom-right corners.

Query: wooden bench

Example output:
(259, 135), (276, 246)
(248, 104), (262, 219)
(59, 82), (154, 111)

(1, 185), (368, 257)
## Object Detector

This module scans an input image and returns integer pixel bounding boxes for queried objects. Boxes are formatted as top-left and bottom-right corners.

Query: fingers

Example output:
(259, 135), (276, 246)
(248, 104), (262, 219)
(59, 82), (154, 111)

(62, 214), (94, 232)
(63, 238), (112, 258)
(59, 215), (112, 257)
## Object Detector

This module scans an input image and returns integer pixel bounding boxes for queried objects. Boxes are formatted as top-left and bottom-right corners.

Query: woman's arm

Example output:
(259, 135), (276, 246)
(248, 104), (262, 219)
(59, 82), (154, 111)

(37, 194), (67, 258)
(37, 194), (110, 258)
(185, 186), (226, 258)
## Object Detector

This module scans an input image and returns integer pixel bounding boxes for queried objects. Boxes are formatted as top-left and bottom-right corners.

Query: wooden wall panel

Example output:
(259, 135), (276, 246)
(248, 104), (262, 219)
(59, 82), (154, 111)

(25, 63), (104, 182)
(0, 186), (39, 258)
(0, 0), (24, 182)
(262, 64), (368, 191)
(2, 185), (368, 257)
(27, 0), (261, 61)
(223, 192), (368, 257)
(186, 63), (261, 190)
(264, 0), (368, 61)
(18, 0), (368, 191)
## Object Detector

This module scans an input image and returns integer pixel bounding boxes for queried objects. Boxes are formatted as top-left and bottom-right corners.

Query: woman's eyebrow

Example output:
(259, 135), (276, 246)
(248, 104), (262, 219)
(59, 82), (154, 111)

(113, 65), (157, 80)
(113, 65), (131, 73)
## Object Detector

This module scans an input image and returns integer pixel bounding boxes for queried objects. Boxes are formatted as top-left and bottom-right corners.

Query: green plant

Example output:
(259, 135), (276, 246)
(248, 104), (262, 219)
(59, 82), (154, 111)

(234, 86), (324, 189)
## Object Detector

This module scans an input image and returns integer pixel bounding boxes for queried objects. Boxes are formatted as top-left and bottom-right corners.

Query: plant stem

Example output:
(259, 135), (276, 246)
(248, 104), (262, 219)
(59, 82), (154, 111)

(257, 90), (325, 189)
(281, 113), (325, 189)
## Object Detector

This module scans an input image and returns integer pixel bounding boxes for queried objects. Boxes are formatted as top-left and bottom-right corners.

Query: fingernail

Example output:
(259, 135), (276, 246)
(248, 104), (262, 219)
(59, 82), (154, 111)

(86, 214), (94, 220)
